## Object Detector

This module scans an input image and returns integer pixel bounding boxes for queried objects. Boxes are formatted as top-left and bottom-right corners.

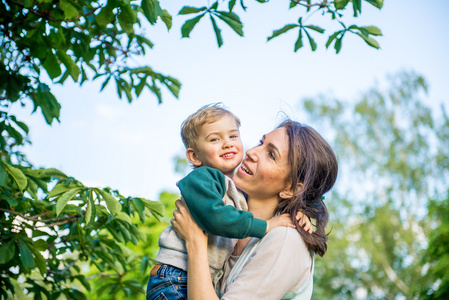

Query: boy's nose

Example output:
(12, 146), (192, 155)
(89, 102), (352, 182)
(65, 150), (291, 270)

(223, 138), (233, 148)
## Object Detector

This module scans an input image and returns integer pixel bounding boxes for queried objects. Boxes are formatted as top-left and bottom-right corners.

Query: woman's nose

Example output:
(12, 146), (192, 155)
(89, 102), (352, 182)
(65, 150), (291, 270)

(245, 147), (258, 161)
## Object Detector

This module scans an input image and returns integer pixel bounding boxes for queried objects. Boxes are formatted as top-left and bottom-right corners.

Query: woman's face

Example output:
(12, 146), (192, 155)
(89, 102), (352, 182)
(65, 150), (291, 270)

(234, 127), (292, 200)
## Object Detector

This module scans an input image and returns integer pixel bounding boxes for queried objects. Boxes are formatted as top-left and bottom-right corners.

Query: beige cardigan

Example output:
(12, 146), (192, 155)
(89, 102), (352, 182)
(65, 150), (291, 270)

(218, 226), (314, 299)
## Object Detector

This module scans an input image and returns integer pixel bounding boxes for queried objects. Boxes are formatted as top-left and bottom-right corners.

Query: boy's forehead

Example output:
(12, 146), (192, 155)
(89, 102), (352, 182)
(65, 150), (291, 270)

(201, 117), (239, 131)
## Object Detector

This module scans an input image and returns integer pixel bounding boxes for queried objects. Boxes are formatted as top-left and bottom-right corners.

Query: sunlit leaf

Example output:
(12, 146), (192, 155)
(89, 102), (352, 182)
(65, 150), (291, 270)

(56, 188), (82, 216)
(97, 189), (122, 215)
(178, 6), (207, 15)
(214, 11), (243, 36)
(294, 29), (303, 52)
(181, 14), (206, 38)
(304, 30), (317, 51)
(267, 24), (298, 41)
(356, 32), (380, 49)
(304, 25), (325, 34)
(0, 240), (16, 264)
(2, 162), (27, 191)
(365, 0), (383, 9)
(210, 15), (223, 48)
(361, 26), (383, 36)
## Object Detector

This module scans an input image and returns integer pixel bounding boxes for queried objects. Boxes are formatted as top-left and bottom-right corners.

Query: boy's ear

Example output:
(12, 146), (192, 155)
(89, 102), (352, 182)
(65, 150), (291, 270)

(186, 148), (202, 167)
(279, 183), (303, 199)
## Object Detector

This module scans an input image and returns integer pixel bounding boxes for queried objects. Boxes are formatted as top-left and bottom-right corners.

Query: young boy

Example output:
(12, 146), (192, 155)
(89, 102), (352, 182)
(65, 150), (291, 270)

(146, 104), (301, 300)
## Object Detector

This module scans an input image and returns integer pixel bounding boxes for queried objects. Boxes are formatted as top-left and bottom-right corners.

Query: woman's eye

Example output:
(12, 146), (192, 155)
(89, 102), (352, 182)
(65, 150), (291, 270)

(268, 152), (275, 160)
(257, 139), (263, 146)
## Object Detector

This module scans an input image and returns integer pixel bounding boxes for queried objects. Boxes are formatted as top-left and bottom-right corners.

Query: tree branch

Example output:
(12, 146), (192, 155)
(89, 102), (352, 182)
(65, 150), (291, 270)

(0, 208), (83, 227)
(291, 0), (329, 9)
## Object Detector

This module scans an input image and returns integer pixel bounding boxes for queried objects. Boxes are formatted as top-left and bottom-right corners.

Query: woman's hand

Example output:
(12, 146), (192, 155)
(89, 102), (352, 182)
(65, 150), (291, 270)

(172, 199), (218, 300)
(171, 199), (208, 246)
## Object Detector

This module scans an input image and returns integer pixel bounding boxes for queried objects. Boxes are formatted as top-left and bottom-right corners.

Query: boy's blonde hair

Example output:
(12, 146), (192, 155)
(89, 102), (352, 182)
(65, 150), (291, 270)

(181, 103), (241, 150)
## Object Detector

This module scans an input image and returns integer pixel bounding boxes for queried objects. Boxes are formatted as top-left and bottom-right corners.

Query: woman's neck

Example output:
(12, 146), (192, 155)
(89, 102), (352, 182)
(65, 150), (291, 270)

(247, 197), (278, 221)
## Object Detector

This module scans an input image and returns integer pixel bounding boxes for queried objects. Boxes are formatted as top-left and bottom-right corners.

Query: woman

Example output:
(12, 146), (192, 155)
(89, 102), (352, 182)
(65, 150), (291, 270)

(172, 120), (338, 299)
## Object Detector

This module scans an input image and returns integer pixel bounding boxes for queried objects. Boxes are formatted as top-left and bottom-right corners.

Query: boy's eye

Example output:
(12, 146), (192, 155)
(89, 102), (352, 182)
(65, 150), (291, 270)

(210, 138), (219, 142)
(230, 134), (239, 139)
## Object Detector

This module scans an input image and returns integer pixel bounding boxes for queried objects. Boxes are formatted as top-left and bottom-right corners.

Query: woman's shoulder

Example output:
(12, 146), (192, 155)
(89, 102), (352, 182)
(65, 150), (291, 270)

(260, 227), (310, 256)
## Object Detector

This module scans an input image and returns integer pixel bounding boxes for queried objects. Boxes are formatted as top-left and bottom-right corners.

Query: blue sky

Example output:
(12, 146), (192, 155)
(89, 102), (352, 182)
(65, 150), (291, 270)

(16, 0), (449, 200)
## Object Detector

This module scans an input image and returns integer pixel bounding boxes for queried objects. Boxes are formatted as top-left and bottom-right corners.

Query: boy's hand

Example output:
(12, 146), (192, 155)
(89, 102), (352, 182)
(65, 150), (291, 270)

(296, 210), (313, 234)
(266, 214), (295, 234)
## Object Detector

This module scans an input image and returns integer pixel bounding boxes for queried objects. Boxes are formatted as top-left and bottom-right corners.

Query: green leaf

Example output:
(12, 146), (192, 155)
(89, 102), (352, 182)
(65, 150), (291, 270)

(335, 37), (343, 53)
(228, 0), (236, 11)
(2, 162), (27, 191)
(33, 239), (47, 251)
(141, 0), (163, 25)
(214, 11), (243, 36)
(365, 0), (383, 9)
(85, 189), (96, 225)
(75, 275), (91, 292)
(352, 0), (362, 16)
(140, 256), (150, 274)
(178, 6), (207, 15)
(97, 189), (122, 215)
(49, 183), (77, 198)
(132, 198), (145, 222)
(0, 240), (16, 264)
(267, 24), (298, 41)
(136, 35), (154, 49)
(38, 168), (68, 179)
(0, 163), (8, 187)
(18, 239), (35, 269)
(96, 7), (114, 26)
(304, 30), (317, 51)
(56, 50), (80, 82)
(304, 25), (325, 34)
(13, 119), (29, 134)
(100, 75), (111, 92)
(210, 15), (223, 48)
(141, 198), (164, 220)
(334, 0), (349, 10)
(181, 14), (206, 38)
(59, 0), (79, 19)
(210, 1), (219, 10)
(56, 188), (81, 216)
(43, 51), (62, 80)
(356, 32), (380, 49)
(135, 77), (147, 97)
(361, 26), (383, 36)
(29, 246), (46, 276)
(161, 10), (172, 30)
(294, 29), (303, 52)
(116, 212), (133, 224)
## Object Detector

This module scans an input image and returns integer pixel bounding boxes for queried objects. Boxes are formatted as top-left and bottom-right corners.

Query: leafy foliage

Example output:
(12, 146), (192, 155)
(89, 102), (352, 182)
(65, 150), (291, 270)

(303, 71), (448, 299)
(416, 194), (449, 299)
(0, 161), (164, 299)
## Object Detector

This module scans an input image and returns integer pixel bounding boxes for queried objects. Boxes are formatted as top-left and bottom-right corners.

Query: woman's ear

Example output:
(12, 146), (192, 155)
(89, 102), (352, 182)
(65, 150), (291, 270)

(279, 183), (303, 199)
(186, 148), (202, 167)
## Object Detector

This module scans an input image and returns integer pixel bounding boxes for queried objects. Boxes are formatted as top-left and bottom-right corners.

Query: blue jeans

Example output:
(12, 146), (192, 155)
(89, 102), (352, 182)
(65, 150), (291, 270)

(146, 264), (188, 300)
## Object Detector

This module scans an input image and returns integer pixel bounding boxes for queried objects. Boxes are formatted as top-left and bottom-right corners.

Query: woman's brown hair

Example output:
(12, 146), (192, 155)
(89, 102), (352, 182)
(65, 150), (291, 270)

(275, 120), (338, 257)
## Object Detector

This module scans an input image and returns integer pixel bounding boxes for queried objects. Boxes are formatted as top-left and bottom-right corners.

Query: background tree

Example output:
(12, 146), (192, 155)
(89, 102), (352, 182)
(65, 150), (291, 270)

(302, 71), (448, 299)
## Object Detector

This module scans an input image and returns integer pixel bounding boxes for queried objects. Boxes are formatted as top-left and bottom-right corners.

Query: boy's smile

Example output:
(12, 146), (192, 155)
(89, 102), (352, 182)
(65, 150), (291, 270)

(187, 115), (243, 177)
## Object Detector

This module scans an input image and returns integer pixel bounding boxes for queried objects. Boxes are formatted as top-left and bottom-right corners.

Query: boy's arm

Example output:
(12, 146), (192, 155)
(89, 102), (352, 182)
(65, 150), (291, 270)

(178, 166), (267, 239)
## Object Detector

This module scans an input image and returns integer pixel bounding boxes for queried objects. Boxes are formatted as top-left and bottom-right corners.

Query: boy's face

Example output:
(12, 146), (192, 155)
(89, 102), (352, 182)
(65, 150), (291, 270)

(188, 115), (243, 177)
